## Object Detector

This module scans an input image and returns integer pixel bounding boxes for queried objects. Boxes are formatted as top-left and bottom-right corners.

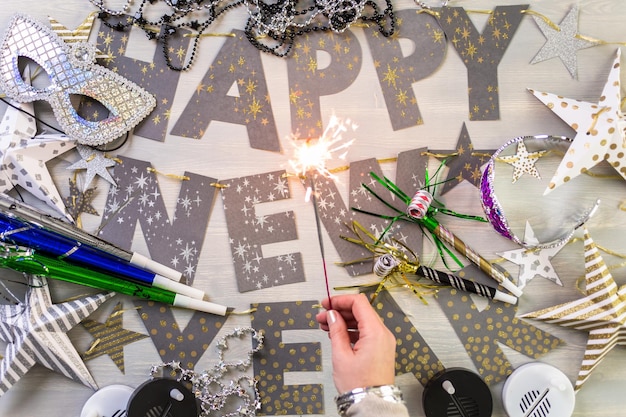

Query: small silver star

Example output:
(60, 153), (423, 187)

(67, 144), (117, 189)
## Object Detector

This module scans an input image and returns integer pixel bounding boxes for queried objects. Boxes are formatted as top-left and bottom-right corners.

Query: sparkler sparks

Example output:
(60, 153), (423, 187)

(288, 115), (357, 182)
(287, 115), (357, 309)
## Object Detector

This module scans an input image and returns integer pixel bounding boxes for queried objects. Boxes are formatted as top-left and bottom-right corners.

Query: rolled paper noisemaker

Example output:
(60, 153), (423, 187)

(352, 170), (522, 298)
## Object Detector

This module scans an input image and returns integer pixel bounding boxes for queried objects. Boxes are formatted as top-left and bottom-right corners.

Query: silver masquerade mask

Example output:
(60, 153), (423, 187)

(0, 14), (156, 146)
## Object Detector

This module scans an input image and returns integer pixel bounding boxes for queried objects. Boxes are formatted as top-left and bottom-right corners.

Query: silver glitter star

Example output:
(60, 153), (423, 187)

(67, 144), (117, 190)
(530, 5), (599, 79)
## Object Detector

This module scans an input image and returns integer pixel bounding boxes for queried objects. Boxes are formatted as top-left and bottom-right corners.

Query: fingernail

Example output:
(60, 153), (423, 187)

(328, 310), (337, 325)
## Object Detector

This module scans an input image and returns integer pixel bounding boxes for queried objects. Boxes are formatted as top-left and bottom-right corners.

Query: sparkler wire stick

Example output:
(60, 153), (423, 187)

(308, 174), (333, 309)
(288, 116), (357, 309)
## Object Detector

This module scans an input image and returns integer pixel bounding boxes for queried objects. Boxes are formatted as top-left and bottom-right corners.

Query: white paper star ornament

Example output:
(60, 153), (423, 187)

(0, 98), (76, 219)
(498, 222), (564, 288)
(521, 228), (626, 391)
(0, 278), (114, 395)
(530, 48), (625, 194)
(498, 140), (547, 183)
(0, 71), (36, 140)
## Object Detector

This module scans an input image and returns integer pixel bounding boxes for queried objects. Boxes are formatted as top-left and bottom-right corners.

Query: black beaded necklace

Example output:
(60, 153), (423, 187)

(90, 0), (396, 69)
(93, 0), (245, 71)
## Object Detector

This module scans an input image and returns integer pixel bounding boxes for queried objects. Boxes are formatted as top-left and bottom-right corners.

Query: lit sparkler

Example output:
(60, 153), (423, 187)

(288, 115), (357, 308)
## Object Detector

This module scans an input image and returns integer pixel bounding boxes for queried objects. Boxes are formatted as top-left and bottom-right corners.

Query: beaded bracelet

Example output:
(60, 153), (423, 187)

(335, 385), (405, 416)
(480, 134), (599, 249)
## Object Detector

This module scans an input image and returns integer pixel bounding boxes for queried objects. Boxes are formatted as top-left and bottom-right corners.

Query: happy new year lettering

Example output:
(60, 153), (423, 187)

(220, 170), (304, 292)
(436, 5), (529, 120)
(86, 14), (187, 142)
(98, 156), (216, 287)
(363, 9), (447, 130)
(286, 30), (362, 139)
(251, 300), (324, 415)
(170, 31), (281, 152)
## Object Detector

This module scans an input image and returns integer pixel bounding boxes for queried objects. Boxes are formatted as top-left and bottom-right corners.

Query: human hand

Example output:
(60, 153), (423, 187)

(316, 293), (397, 394)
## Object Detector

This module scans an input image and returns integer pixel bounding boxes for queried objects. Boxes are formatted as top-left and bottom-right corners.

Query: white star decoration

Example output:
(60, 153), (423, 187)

(498, 222), (564, 288)
(521, 228), (626, 391)
(530, 5), (599, 79)
(0, 70), (76, 218)
(497, 140), (547, 183)
(530, 48), (626, 194)
(0, 278), (113, 395)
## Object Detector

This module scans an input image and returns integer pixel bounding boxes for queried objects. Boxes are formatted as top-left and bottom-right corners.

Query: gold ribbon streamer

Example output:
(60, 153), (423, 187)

(521, 9), (561, 31)
(338, 221), (439, 304)
(227, 307), (258, 315)
(84, 338), (101, 355)
(146, 167), (190, 181)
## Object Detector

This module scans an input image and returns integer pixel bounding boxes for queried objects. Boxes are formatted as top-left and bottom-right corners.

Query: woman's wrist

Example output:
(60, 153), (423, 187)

(335, 385), (404, 416)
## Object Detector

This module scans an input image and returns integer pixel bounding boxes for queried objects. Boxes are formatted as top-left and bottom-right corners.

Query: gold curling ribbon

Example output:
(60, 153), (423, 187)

(104, 306), (141, 327)
(84, 338), (101, 355)
(338, 221), (439, 304)
(575, 33), (626, 46)
(146, 167), (190, 181)
(227, 307), (257, 315)
(422, 151), (459, 158)
(587, 107), (611, 135)
(520, 9), (561, 31)
(210, 182), (230, 189)
(58, 292), (97, 303)
(283, 156), (400, 180)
